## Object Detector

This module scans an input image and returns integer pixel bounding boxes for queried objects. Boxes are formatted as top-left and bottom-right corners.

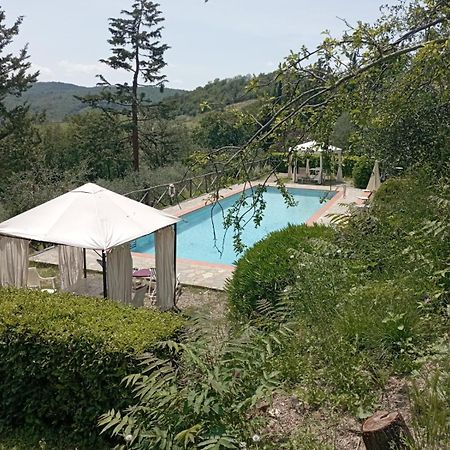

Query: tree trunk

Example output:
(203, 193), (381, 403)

(131, 83), (139, 172)
(131, 16), (141, 172)
(362, 411), (414, 450)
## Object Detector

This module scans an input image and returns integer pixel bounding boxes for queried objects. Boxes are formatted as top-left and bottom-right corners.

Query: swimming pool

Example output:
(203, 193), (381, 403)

(133, 187), (334, 265)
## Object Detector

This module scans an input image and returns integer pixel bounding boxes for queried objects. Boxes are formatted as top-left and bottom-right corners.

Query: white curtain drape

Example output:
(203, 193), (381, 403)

(336, 152), (343, 183)
(58, 245), (83, 290)
(0, 237), (29, 287)
(155, 225), (175, 311)
(366, 160), (381, 192)
(106, 243), (132, 303)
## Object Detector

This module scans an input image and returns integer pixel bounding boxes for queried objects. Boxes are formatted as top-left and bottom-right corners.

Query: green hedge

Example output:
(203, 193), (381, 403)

(227, 224), (335, 316)
(0, 288), (184, 444)
(341, 155), (361, 178)
(269, 152), (289, 172)
(352, 157), (373, 188)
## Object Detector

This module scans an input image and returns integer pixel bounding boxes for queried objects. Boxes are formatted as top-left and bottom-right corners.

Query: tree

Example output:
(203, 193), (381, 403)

(188, 0), (449, 249)
(37, 111), (132, 181)
(193, 109), (257, 150)
(0, 6), (40, 201)
(0, 7), (38, 141)
(200, 0), (449, 175)
(82, 0), (169, 172)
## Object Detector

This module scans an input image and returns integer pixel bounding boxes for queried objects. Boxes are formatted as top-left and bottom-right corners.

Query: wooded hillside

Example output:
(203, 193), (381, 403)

(4, 82), (186, 121)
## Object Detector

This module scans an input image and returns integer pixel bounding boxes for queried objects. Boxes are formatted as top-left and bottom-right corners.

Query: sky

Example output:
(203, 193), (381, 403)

(2, 0), (395, 91)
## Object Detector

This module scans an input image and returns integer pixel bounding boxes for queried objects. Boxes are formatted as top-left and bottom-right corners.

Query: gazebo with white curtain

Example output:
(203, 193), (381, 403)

(288, 141), (343, 184)
(0, 183), (180, 310)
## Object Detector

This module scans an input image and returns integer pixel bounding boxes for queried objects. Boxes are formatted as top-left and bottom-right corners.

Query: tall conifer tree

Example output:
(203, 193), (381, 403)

(84, 1), (168, 172)
(0, 7), (38, 141)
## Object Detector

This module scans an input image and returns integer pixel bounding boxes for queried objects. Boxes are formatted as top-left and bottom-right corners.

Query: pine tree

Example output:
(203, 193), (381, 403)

(0, 7), (38, 141)
(83, 1), (169, 172)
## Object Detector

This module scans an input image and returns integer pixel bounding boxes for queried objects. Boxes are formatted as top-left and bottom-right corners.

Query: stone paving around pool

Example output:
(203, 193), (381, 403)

(31, 180), (364, 291)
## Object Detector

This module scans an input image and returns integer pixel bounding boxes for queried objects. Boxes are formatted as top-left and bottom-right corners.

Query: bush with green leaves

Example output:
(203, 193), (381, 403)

(226, 224), (335, 316)
(341, 155), (362, 178)
(0, 288), (184, 444)
(275, 174), (448, 414)
(268, 152), (289, 172)
(100, 313), (293, 449)
(352, 157), (373, 188)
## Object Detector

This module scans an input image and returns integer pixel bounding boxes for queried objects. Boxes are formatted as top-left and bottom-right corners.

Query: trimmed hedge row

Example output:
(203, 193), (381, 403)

(226, 224), (335, 316)
(0, 288), (184, 443)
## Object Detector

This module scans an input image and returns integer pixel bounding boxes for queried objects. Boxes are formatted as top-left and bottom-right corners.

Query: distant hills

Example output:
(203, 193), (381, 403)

(6, 74), (274, 122)
(162, 75), (262, 117)
(5, 82), (186, 122)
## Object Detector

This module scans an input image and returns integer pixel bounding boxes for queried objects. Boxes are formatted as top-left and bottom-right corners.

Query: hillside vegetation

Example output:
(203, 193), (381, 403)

(5, 82), (186, 121)
(161, 74), (273, 117)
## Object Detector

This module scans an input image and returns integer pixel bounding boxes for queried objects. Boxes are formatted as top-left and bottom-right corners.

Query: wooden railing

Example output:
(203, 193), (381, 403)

(125, 158), (272, 209)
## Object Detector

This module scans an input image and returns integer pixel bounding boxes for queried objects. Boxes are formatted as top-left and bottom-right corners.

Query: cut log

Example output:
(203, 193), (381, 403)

(362, 411), (413, 450)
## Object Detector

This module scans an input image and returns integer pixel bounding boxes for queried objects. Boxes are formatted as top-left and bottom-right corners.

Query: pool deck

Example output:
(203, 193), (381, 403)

(31, 180), (364, 291)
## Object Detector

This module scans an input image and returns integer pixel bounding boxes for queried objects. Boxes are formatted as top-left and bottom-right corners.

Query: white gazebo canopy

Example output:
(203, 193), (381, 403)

(289, 141), (343, 184)
(0, 183), (179, 250)
(293, 140), (342, 154)
(0, 183), (180, 309)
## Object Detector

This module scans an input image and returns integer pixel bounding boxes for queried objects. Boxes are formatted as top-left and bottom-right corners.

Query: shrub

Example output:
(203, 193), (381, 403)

(0, 288), (184, 444)
(269, 152), (289, 173)
(226, 224), (335, 316)
(97, 161), (191, 203)
(277, 276), (440, 413)
(342, 155), (362, 177)
(352, 157), (373, 188)
(100, 315), (291, 449)
(334, 279), (437, 372)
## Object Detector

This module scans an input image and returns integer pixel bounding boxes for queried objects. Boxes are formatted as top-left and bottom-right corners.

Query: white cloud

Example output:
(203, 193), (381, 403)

(58, 60), (104, 75)
(31, 63), (54, 78)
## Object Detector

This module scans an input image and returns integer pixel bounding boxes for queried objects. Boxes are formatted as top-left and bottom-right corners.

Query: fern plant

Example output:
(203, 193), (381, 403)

(99, 313), (293, 449)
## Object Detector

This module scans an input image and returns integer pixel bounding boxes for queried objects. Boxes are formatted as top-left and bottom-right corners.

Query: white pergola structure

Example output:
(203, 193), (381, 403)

(0, 183), (180, 310)
(288, 141), (343, 184)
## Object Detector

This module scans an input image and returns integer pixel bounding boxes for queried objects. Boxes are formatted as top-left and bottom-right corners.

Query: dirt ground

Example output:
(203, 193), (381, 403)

(260, 376), (411, 449)
(176, 285), (228, 318)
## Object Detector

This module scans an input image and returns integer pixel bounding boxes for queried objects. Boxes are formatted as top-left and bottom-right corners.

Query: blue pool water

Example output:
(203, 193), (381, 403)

(133, 187), (334, 265)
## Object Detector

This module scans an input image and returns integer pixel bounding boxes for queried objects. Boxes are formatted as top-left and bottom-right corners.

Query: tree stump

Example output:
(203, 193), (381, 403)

(362, 411), (413, 450)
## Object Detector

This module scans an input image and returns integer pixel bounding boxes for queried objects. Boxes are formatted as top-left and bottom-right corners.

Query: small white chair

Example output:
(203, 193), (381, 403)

(146, 276), (182, 307)
(130, 285), (147, 307)
(27, 267), (56, 290)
